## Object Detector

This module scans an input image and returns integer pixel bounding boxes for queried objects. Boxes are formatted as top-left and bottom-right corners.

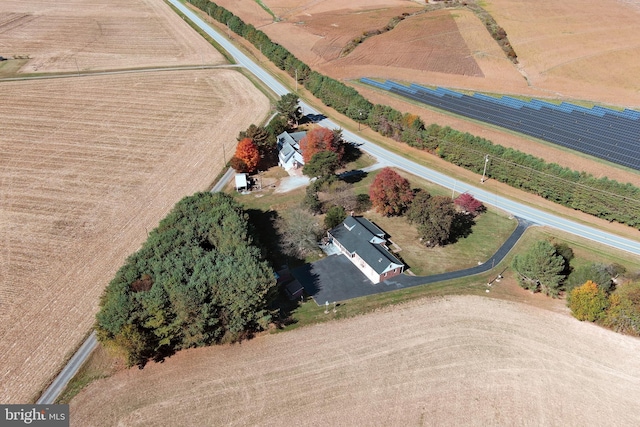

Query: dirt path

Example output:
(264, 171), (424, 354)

(69, 295), (640, 426)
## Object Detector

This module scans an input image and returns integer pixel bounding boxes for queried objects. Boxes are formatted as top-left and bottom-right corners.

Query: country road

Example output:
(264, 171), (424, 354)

(168, 0), (640, 257)
(38, 0), (640, 405)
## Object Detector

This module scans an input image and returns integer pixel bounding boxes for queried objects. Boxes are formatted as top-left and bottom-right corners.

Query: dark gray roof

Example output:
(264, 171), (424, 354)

(329, 217), (403, 274)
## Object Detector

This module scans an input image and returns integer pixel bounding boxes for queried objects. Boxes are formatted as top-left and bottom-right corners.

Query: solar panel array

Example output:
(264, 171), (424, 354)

(361, 78), (640, 171)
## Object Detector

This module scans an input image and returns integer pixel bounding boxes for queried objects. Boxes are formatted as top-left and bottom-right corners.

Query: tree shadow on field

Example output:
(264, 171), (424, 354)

(339, 170), (368, 184)
(246, 209), (288, 267)
(245, 208), (310, 327)
(342, 144), (362, 164)
(448, 213), (476, 244)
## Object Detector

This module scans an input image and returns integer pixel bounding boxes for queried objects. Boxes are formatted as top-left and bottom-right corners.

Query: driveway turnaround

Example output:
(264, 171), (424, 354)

(292, 217), (532, 305)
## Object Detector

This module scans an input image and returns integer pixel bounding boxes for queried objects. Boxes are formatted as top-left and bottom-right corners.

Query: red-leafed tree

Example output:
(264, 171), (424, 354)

(235, 138), (260, 173)
(454, 193), (484, 216)
(299, 127), (344, 163)
(369, 167), (414, 216)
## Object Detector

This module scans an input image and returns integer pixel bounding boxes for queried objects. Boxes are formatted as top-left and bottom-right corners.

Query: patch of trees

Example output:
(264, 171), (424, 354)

(303, 175), (362, 216)
(510, 237), (637, 332)
(95, 192), (276, 367)
(276, 93), (303, 128)
(568, 279), (640, 337)
(299, 127), (345, 164)
(340, 12), (416, 57)
(369, 168), (482, 247)
(303, 151), (340, 178)
(188, 1), (640, 230)
(275, 208), (323, 259)
(230, 110), (291, 173)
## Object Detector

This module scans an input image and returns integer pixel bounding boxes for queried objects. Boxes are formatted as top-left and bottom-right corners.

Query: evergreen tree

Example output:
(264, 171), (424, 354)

(95, 193), (276, 367)
(276, 93), (302, 127)
(303, 151), (339, 178)
(511, 240), (566, 297)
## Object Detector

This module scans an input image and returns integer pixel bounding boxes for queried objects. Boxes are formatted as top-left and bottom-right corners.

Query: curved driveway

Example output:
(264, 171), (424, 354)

(168, 0), (640, 257)
(38, 0), (640, 405)
(293, 217), (532, 303)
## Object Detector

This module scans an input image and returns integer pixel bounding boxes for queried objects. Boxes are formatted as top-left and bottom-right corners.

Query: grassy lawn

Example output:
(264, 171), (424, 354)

(366, 209), (516, 275)
(232, 165), (517, 275)
(56, 345), (122, 404)
(0, 58), (29, 78)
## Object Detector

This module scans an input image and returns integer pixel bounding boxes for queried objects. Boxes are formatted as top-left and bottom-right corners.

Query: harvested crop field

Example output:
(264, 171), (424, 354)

(335, 10), (483, 77)
(0, 0), (225, 74)
(69, 295), (640, 426)
(0, 69), (270, 403)
(485, 0), (640, 107)
(218, 0), (640, 186)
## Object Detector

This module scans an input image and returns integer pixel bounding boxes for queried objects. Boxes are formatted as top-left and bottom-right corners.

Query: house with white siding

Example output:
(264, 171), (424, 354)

(328, 216), (404, 284)
(276, 131), (306, 171)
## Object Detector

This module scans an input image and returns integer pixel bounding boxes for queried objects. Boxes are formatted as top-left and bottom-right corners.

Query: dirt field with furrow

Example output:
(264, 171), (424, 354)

(0, 69), (270, 403)
(69, 296), (640, 426)
(0, 0), (225, 73)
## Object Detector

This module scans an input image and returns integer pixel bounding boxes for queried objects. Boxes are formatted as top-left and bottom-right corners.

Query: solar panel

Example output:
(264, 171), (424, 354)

(362, 79), (640, 171)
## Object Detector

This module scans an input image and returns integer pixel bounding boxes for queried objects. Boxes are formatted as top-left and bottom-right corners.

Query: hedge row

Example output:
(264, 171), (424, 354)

(186, 0), (640, 229)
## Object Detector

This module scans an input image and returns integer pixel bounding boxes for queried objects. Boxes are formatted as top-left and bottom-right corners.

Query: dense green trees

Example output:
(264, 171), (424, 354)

(188, 0), (640, 229)
(324, 205), (347, 229)
(511, 240), (567, 297)
(95, 192), (276, 367)
(303, 151), (340, 178)
(565, 263), (613, 293)
(407, 191), (456, 247)
(276, 93), (303, 127)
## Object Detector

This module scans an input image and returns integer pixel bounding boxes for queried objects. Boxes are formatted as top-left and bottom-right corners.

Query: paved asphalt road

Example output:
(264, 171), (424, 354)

(38, 0), (640, 405)
(294, 217), (531, 304)
(168, 0), (640, 257)
(36, 332), (98, 404)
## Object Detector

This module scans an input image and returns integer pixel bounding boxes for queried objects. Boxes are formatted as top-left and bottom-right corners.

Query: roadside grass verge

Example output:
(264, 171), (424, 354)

(55, 345), (123, 404)
(166, 0), (235, 64)
(0, 58), (28, 79)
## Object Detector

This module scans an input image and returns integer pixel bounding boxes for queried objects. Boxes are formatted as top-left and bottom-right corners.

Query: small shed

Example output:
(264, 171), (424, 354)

(235, 173), (248, 192)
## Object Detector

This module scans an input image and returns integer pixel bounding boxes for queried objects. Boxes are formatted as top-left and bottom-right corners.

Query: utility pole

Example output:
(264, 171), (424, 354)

(481, 154), (489, 183)
(295, 69), (298, 92)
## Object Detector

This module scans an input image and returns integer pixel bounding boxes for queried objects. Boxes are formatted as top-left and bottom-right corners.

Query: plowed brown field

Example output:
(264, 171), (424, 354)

(0, 0), (225, 73)
(69, 296), (640, 426)
(0, 69), (269, 403)
(217, 0), (640, 194)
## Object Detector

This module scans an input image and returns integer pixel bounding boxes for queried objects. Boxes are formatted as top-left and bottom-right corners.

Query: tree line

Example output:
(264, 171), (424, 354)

(369, 167), (484, 247)
(95, 192), (276, 367)
(511, 238), (640, 336)
(186, 0), (640, 229)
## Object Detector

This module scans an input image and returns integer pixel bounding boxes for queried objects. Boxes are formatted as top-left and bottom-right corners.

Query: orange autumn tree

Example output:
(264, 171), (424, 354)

(369, 167), (414, 216)
(299, 127), (344, 163)
(234, 138), (260, 173)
